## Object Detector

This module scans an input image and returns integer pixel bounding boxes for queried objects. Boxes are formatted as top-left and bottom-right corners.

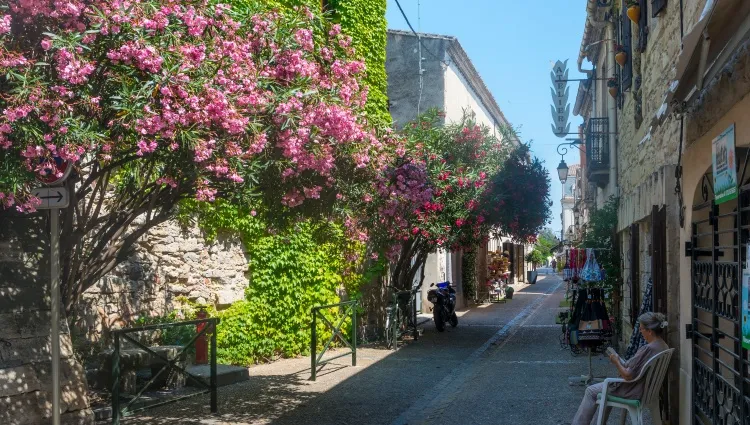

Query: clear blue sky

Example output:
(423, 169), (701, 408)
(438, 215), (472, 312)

(385, 0), (587, 237)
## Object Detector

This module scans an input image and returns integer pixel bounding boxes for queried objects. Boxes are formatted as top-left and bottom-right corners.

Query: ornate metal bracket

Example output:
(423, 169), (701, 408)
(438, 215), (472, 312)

(556, 139), (583, 157)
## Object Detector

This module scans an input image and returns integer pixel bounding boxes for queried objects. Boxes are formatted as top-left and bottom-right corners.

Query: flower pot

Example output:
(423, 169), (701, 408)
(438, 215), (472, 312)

(609, 87), (618, 98)
(615, 52), (627, 67)
(627, 5), (640, 24)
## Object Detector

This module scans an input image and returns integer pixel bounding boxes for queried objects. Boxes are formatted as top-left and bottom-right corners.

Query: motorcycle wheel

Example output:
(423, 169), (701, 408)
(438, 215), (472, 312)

(449, 312), (458, 327)
(434, 308), (445, 332)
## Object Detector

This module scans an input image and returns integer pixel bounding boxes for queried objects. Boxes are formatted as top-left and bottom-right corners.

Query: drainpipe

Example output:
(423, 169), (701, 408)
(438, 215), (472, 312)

(606, 21), (618, 199)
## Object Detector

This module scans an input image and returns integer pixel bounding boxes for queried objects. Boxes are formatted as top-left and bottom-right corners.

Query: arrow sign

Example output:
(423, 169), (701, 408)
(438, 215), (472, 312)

(550, 59), (571, 138)
(32, 187), (69, 209)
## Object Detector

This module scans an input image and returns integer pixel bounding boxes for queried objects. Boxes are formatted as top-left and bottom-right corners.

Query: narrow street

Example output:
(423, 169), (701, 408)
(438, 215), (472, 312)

(126, 275), (644, 425)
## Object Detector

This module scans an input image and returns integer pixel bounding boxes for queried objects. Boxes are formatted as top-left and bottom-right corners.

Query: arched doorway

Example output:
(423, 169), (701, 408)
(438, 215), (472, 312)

(689, 163), (750, 424)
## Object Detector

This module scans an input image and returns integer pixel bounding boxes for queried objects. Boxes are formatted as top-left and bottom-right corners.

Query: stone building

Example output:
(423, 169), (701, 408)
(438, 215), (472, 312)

(386, 29), (528, 309)
(575, 0), (750, 424)
(0, 211), (92, 424)
(561, 164), (581, 243)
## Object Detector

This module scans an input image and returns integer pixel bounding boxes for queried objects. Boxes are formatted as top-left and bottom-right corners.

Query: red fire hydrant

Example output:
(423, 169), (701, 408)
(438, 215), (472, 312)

(195, 307), (208, 365)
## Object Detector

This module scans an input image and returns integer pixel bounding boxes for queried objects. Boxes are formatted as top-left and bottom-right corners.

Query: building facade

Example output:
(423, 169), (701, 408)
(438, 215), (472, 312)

(386, 29), (527, 309)
(575, 1), (750, 424)
(561, 164), (581, 243)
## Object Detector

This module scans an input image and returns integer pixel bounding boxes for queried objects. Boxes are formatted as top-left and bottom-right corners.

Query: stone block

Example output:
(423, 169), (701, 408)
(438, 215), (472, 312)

(35, 359), (90, 414)
(0, 285), (49, 312)
(216, 289), (242, 307)
(0, 364), (42, 397)
(60, 409), (94, 425)
(15, 309), (68, 339)
(0, 313), (20, 340)
(0, 391), (45, 425)
(0, 334), (75, 367)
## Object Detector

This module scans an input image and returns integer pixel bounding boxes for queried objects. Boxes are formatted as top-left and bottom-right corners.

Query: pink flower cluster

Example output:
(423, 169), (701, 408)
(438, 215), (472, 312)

(55, 49), (95, 85)
(107, 42), (163, 73)
(0, 15), (11, 34)
(0, 0), (386, 217)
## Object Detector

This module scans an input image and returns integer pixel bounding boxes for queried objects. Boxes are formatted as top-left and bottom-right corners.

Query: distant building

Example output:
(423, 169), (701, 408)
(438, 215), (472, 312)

(386, 29), (527, 309)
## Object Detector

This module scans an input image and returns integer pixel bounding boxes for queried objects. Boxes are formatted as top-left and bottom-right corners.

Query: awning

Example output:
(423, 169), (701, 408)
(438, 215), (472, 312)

(668, 0), (750, 104)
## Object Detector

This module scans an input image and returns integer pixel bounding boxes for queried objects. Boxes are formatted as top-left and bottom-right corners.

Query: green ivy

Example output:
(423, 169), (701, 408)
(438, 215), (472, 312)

(228, 0), (390, 126)
(179, 199), (364, 365)
(461, 249), (477, 301)
(324, 0), (390, 126)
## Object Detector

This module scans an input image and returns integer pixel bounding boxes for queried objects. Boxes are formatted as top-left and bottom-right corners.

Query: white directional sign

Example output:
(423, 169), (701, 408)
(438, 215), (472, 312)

(550, 59), (571, 138)
(32, 187), (69, 209)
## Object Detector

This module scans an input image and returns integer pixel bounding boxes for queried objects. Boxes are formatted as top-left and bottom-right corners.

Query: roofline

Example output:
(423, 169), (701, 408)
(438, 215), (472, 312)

(386, 29), (518, 144)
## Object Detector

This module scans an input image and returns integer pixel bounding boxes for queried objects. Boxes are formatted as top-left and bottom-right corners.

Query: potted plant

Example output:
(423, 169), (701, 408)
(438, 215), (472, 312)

(614, 44), (627, 67)
(607, 78), (618, 98)
(505, 285), (514, 300)
(626, 0), (640, 24)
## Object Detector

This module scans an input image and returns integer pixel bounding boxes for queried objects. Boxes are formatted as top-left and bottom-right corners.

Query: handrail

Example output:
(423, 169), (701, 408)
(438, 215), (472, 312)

(111, 317), (219, 424)
(310, 300), (358, 381)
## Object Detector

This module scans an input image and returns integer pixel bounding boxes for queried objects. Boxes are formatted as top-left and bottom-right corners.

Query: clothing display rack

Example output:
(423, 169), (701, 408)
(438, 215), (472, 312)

(559, 248), (613, 387)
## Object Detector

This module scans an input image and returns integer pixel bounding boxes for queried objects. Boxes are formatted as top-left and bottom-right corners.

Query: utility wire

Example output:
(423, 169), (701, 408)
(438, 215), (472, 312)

(417, 0), (423, 114)
(393, 0), (451, 67)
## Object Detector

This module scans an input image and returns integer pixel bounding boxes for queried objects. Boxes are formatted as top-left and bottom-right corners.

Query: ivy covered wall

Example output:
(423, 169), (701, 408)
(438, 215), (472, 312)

(238, 0), (390, 125)
(178, 0), (389, 364)
(324, 0), (390, 125)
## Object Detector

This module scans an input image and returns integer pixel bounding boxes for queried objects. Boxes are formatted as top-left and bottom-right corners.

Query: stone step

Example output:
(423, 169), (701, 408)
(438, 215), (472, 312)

(186, 364), (250, 388)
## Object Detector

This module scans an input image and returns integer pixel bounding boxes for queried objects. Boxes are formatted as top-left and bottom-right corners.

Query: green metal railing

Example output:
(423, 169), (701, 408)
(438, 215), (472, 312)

(111, 318), (219, 424)
(310, 300), (358, 381)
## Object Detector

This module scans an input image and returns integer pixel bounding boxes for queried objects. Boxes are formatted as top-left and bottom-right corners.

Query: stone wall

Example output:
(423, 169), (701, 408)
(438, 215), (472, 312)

(0, 211), (92, 424)
(73, 219), (248, 347)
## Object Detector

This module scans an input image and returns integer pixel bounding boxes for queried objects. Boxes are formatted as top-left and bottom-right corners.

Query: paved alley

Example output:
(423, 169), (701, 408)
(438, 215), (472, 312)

(122, 275), (643, 425)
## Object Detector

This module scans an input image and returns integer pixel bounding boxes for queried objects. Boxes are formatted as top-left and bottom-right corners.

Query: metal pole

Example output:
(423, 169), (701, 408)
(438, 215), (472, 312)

(50, 208), (61, 425)
(351, 304), (357, 367)
(210, 320), (217, 413)
(112, 332), (120, 425)
(310, 311), (317, 381)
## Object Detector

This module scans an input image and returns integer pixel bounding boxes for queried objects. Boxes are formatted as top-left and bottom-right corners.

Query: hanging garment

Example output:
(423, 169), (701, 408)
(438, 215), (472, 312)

(624, 279), (653, 360)
(577, 289), (604, 342)
(580, 248), (602, 282)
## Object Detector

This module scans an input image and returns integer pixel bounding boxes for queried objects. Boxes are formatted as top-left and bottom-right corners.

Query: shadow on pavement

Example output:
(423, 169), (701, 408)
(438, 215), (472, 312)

(120, 277), (585, 425)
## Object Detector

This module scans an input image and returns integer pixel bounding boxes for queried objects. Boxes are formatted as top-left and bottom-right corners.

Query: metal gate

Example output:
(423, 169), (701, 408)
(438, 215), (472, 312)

(689, 174), (750, 424)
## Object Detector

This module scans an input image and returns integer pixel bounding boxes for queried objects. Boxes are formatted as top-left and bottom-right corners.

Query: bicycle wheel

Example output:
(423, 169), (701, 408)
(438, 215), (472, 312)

(385, 307), (395, 349)
(393, 307), (403, 347)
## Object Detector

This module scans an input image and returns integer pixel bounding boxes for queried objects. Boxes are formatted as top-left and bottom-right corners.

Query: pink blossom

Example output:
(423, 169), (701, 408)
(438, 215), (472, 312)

(0, 15), (10, 35)
(55, 49), (95, 84)
(294, 29), (313, 51)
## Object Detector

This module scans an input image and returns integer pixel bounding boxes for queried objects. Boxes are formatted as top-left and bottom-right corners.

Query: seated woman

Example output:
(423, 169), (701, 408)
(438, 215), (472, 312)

(571, 312), (669, 425)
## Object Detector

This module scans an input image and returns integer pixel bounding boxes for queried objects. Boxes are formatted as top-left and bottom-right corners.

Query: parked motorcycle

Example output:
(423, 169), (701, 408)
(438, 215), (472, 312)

(427, 281), (458, 332)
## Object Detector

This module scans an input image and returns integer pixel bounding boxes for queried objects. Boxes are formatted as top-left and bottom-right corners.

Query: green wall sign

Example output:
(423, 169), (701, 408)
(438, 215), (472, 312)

(712, 124), (738, 205)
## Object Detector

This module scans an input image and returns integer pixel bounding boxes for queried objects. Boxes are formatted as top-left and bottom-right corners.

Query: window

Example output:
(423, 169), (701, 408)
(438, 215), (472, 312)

(638, 0), (649, 52)
(620, 6), (633, 91)
(652, 0), (667, 17)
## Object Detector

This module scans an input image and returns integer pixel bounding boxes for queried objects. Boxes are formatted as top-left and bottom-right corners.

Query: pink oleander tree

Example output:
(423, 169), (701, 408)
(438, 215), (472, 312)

(352, 109), (515, 290)
(0, 1), (388, 313)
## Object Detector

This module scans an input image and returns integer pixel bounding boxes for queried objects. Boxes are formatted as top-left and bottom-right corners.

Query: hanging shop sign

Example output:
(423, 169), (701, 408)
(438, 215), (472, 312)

(712, 124), (738, 204)
(550, 59), (571, 138)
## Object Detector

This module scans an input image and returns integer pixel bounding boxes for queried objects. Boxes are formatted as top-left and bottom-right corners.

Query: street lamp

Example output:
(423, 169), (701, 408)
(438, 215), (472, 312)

(556, 138), (583, 184)
(557, 159), (569, 184)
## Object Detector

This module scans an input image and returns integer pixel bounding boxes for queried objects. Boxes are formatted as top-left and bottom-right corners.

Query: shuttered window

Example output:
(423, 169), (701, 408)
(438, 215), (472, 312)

(638, 0), (649, 52)
(629, 224), (640, 323)
(652, 0), (667, 17)
(621, 7), (633, 91)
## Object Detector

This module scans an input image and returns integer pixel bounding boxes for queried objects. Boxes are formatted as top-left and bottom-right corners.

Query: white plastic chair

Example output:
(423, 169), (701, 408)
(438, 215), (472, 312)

(595, 348), (674, 425)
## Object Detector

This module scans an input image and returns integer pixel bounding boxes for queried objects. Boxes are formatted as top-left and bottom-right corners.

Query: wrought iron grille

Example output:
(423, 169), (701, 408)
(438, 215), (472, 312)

(689, 175), (750, 425)
(585, 118), (609, 171)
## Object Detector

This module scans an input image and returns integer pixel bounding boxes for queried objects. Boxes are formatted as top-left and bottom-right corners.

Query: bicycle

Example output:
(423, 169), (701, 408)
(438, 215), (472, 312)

(384, 283), (422, 349)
